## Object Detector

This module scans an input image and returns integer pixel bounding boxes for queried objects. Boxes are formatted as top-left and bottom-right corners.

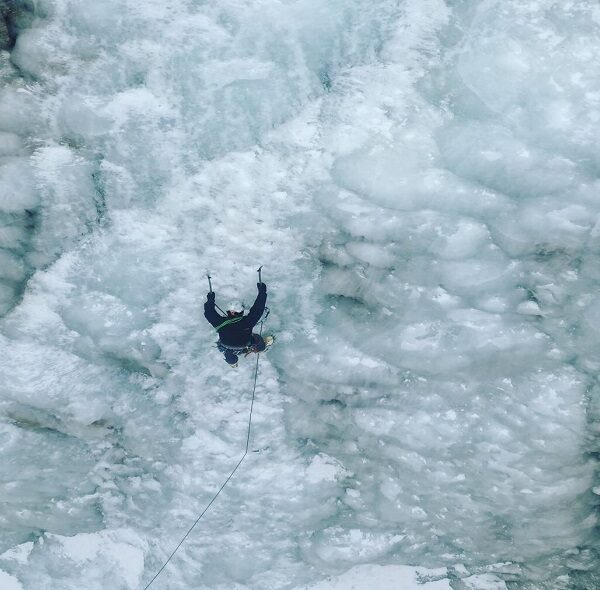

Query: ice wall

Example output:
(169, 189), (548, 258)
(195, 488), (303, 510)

(0, 0), (598, 589)
(281, 0), (600, 587)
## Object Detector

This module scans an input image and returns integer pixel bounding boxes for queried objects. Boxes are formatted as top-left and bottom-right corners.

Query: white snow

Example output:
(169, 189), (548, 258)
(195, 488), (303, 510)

(296, 564), (451, 590)
(0, 570), (24, 590)
(305, 454), (348, 484)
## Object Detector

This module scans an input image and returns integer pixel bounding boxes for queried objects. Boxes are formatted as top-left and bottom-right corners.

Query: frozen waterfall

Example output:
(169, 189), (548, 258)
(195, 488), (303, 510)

(0, 1), (599, 589)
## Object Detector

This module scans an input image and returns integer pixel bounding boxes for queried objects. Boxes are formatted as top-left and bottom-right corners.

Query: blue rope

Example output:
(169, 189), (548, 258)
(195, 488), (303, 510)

(142, 322), (263, 589)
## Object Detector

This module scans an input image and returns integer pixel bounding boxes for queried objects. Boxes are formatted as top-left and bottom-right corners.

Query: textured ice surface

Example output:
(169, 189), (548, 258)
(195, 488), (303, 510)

(1, 0), (599, 589)
(296, 564), (453, 589)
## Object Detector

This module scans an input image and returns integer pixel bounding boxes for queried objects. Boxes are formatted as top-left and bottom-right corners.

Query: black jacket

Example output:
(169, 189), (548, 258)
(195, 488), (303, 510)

(204, 289), (267, 347)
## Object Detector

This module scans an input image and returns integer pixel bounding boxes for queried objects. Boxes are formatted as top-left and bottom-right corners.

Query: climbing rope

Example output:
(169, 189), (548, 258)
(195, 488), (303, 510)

(141, 322), (264, 589)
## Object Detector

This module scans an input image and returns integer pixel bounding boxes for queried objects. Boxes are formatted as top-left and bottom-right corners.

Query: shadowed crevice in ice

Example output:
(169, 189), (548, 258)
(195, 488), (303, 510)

(0, 0), (35, 51)
(0, 5), (108, 318)
(0, 144), (109, 317)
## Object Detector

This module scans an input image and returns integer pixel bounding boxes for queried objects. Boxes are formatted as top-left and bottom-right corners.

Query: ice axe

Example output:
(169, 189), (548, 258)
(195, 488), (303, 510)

(206, 272), (227, 316)
(256, 266), (270, 320)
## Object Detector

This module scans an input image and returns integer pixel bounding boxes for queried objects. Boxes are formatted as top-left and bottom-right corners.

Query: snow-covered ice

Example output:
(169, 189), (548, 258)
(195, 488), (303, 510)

(0, 0), (599, 589)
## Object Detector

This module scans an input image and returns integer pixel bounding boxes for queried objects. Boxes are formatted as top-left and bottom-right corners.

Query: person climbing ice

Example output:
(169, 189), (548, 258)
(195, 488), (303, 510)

(204, 273), (273, 367)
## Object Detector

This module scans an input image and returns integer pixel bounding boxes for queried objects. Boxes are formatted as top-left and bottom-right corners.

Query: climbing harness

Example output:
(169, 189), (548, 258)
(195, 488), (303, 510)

(142, 268), (267, 589)
(217, 341), (250, 352)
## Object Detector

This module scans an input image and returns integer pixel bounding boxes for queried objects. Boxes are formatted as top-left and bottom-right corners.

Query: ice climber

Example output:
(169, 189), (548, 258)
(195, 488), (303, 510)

(204, 281), (271, 367)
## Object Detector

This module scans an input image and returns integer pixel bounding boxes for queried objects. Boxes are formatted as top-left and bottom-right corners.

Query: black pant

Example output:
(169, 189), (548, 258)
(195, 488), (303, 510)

(220, 333), (265, 364)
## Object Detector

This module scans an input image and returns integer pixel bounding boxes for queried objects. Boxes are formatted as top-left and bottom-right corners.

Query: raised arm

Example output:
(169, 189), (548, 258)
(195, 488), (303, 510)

(246, 283), (267, 327)
(204, 291), (223, 327)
